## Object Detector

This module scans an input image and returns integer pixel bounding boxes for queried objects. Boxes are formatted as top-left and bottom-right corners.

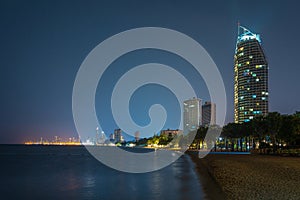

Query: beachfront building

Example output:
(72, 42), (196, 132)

(160, 129), (183, 138)
(183, 98), (202, 134)
(202, 101), (216, 126)
(234, 25), (269, 123)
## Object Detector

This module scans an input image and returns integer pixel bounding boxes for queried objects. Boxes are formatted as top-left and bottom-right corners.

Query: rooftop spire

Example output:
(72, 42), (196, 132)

(237, 25), (261, 44)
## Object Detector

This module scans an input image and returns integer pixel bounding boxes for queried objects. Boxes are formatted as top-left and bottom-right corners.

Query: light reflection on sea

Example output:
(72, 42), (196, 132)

(0, 145), (204, 200)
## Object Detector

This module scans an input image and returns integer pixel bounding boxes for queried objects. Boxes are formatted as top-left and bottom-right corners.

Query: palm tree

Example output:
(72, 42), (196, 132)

(266, 112), (282, 152)
(221, 123), (244, 151)
(278, 115), (294, 146)
(251, 115), (267, 149)
(194, 126), (208, 149)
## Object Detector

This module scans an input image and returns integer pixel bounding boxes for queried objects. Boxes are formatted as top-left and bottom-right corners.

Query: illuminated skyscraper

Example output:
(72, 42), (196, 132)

(234, 25), (269, 123)
(183, 98), (202, 134)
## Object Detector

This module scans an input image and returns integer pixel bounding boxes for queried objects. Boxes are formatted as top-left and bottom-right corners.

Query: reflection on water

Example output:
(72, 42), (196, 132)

(0, 145), (204, 200)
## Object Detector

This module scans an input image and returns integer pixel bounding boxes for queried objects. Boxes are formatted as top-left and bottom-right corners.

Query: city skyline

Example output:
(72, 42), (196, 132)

(1, 1), (300, 143)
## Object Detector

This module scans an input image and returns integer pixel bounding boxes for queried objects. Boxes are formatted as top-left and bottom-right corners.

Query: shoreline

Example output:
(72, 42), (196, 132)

(189, 152), (300, 200)
(187, 151), (226, 200)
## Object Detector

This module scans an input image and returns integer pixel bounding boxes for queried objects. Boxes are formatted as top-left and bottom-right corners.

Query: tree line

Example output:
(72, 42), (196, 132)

(135, 112), (300, 153)
(190, 112), (300, 152)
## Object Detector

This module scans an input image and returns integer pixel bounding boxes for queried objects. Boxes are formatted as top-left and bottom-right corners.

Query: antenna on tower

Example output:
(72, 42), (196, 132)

(237, 20), (240, 35)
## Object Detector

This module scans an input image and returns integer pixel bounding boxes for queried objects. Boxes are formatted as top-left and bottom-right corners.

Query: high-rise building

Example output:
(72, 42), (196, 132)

(234, 25), (269, 123)
(113, 128), (124, 143)
(202, 101), (216, 126)
(183, 98), (202, 134)
(96, 127), (106, 144)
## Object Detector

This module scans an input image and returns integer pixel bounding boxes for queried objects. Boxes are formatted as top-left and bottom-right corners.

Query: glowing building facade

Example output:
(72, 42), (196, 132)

(234, 25), (269, 123)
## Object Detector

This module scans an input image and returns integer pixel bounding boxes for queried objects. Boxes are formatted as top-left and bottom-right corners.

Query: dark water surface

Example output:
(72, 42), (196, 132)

(0, 145), (205, 200)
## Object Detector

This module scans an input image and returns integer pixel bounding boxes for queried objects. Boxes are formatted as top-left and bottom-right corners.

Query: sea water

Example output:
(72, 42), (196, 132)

(0, 145), (205, 200)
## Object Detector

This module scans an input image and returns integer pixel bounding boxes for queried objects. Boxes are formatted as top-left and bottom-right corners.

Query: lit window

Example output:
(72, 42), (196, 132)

(243, 72), (248, 76)
(244, 119), (250, 122)
(252, 73), (256, 77)
(262, 97), (266, 100)
(256, 103), (260, 106)
(246, 61), (250, 65)
(249, 116), (254, 119)
(256, 78), (259, 82)
(249, 108), (253, 111)
(249, 55), (253, 59)
(252, 95), (256, 98)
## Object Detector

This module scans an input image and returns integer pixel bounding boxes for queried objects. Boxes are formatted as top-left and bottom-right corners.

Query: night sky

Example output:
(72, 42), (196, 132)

(1, 0), (300, 143)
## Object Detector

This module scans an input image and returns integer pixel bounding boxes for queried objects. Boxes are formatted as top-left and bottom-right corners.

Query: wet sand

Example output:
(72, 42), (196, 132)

(189, 153), (300, 200)
(187, 152), (225, 200)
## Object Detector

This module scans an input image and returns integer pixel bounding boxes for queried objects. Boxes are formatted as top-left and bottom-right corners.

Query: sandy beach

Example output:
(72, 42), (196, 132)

(189, 153), (300, 200)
